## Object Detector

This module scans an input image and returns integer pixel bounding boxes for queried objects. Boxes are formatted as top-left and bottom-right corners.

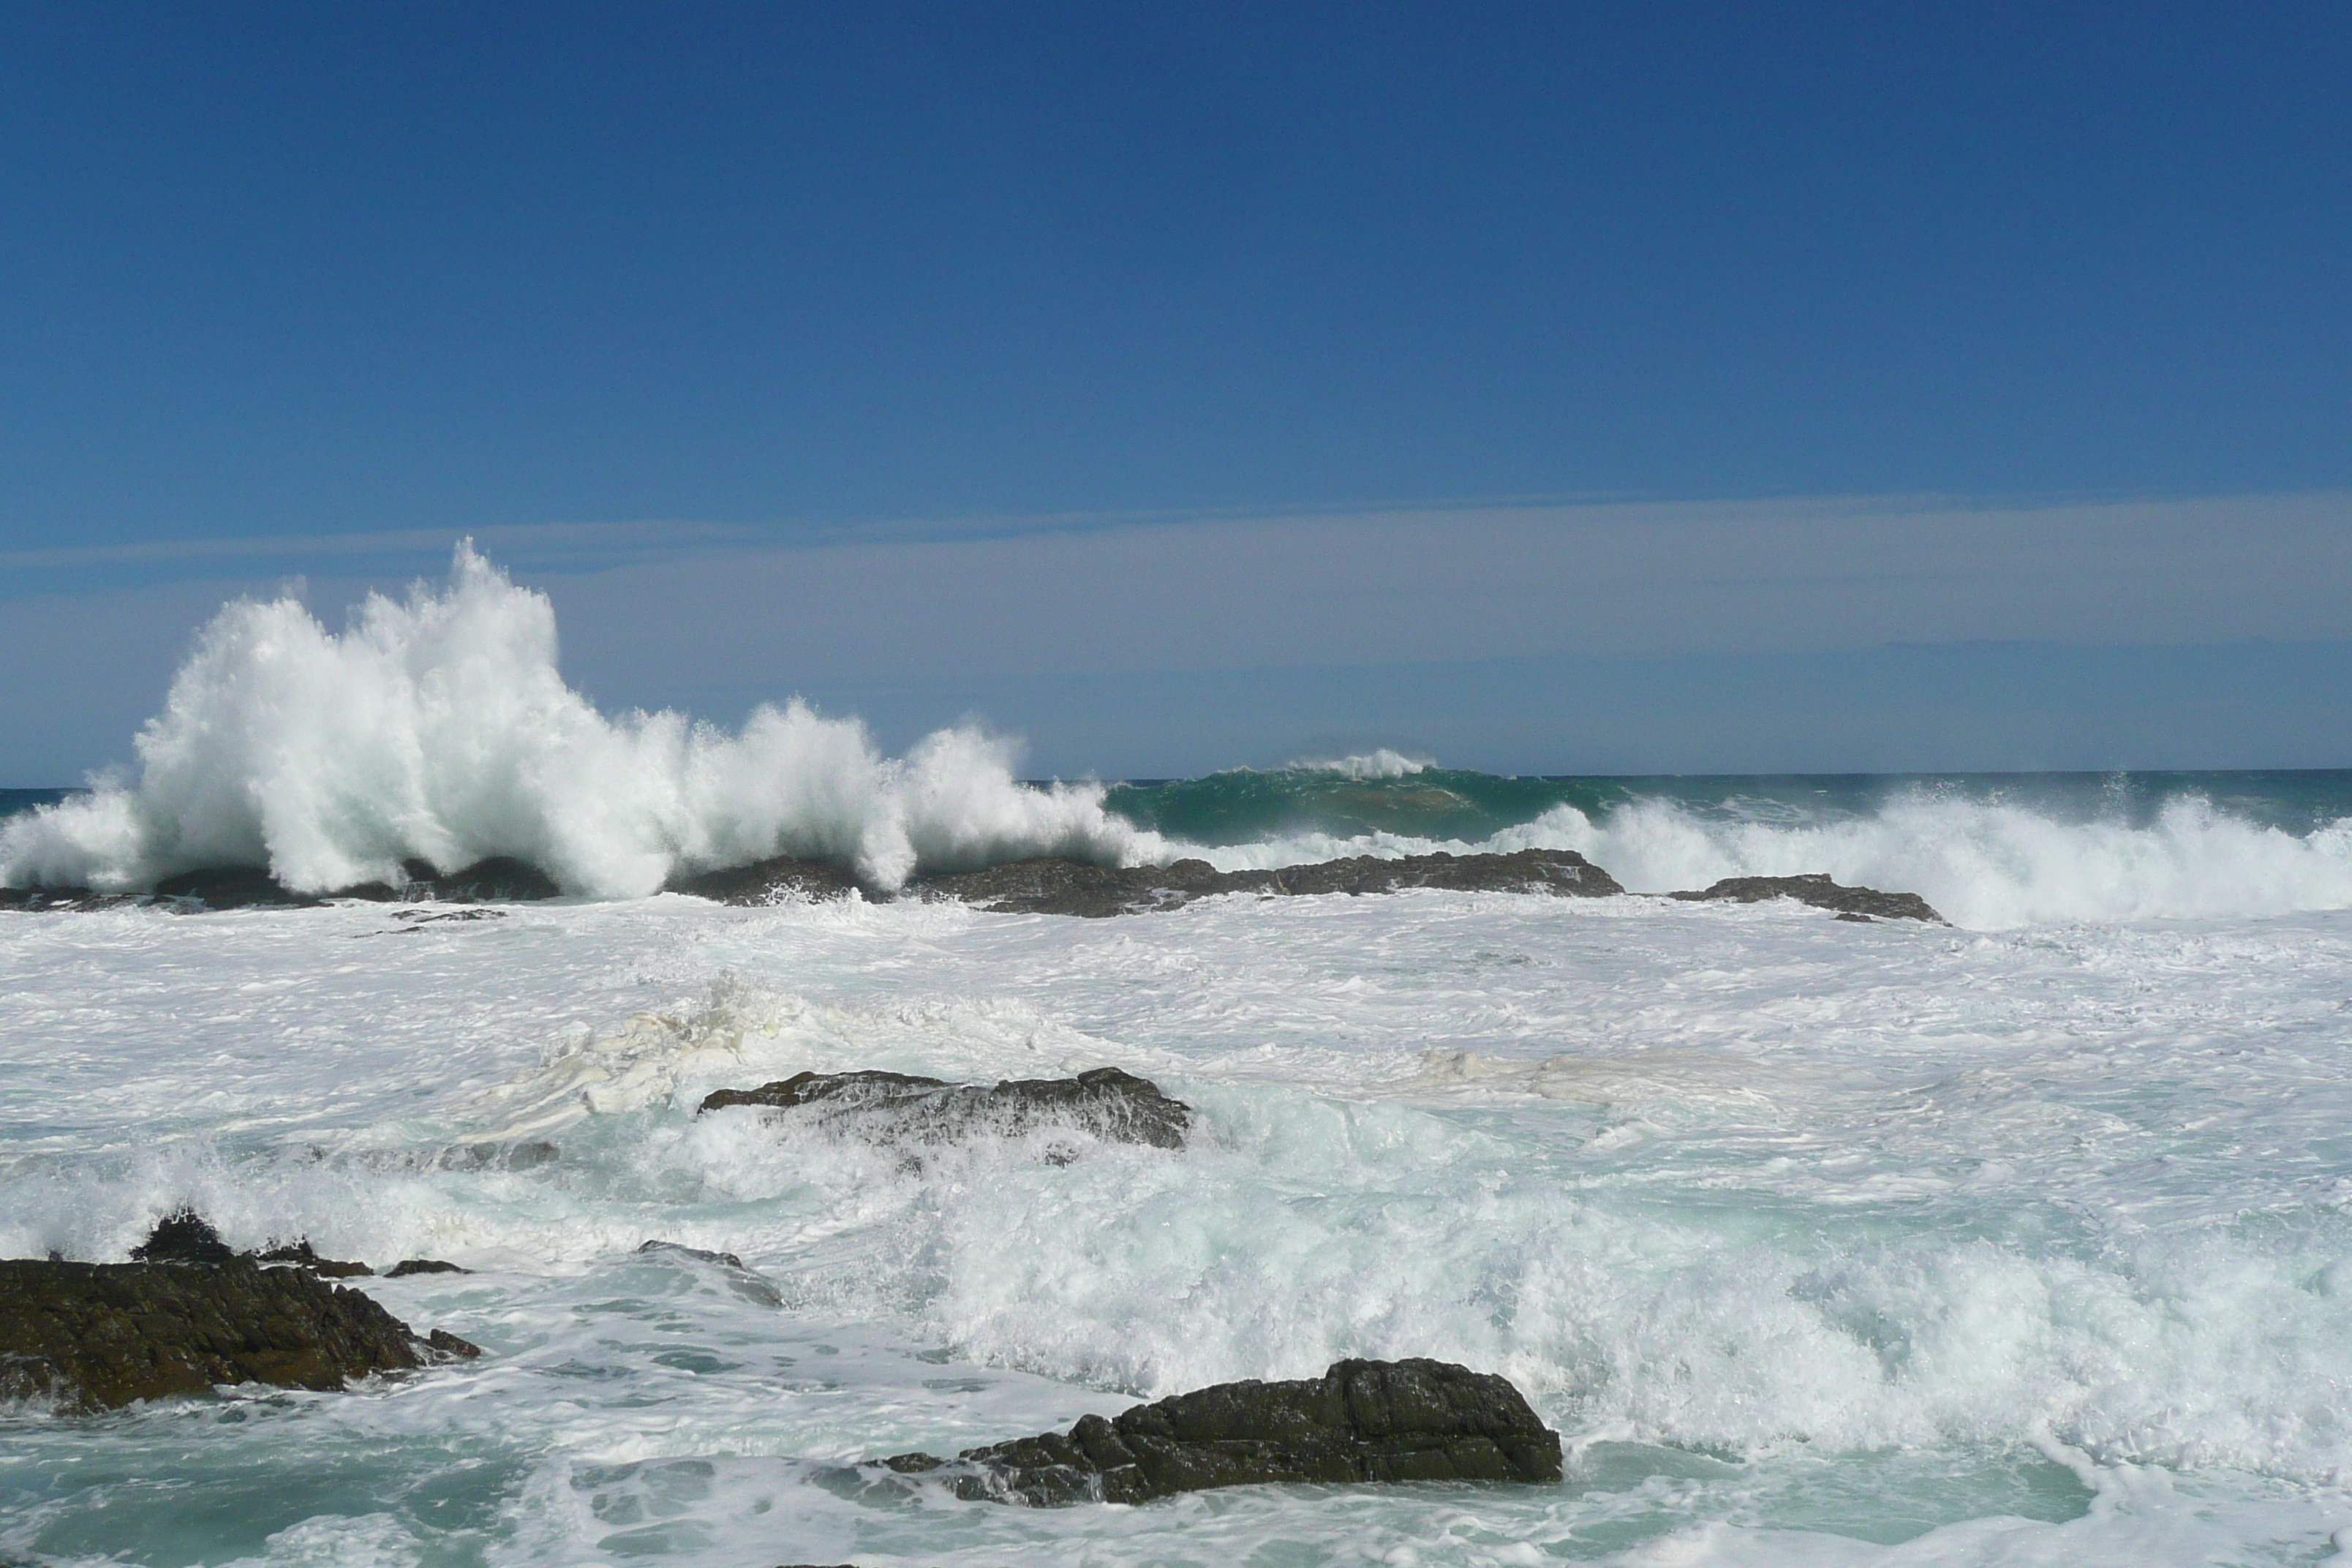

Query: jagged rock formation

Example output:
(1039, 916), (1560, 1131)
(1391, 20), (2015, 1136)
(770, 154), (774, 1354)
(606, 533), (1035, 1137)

(699, 1067), (1191, 1154)
(0, 1258), (478, 1411)
(131, 1209), (238, 1265)
(1667, 873), (1945, 923)
(671, 848), (1624, 916)
(256, 1241), (373, 1278)
(878, 1357), (1561, 1504)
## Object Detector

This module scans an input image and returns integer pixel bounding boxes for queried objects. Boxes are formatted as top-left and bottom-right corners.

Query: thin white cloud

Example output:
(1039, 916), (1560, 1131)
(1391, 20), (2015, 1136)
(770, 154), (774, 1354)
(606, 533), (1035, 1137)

(539, 489), (2352, 687)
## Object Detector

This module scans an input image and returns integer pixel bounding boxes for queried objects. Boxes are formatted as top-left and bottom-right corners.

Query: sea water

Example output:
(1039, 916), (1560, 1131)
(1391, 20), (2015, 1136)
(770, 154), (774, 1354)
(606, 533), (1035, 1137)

(5, 551), (2352, 1566)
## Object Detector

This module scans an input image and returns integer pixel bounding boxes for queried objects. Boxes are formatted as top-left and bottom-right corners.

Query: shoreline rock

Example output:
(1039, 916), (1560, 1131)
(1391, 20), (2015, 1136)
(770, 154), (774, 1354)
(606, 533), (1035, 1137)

(8, 849), (1949, 928)
(1666, 873), (1945, 924)
(671, 847), (1624, 917)
(877, 1357), (1561, 1504)
(2, 856), (563, 913)
(0, 1258), (478, 1411)
(699, 1067), (1191, 1156)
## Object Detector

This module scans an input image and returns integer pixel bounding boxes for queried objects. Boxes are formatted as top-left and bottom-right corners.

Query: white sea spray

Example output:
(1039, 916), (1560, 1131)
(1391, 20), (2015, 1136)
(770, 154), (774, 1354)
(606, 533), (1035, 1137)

(0, 544), (1162, 896)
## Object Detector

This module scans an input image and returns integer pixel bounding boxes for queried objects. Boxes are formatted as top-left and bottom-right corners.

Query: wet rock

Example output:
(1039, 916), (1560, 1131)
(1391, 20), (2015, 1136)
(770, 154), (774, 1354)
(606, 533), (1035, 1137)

(407, 856), (562, 902)
(130, 1210), (237, 1266)
(636, 1240), (746, 1270)
(878, 1357), (1561, 1504)
(0, 1257), (477, 1411)
(698, 1066), (1191, 1153)
(911, 848), (1624, 918)
(909, 857), (1228, 917)
(1667, 873), (1944, 924)
(154, 867), (325, 909)
(135, 856), (565, 910)
(0, 886), (134, 912)
(385, 1259), (470, 1278)
(256, 1241), (374, 1278)
(664, 856), (867, 905)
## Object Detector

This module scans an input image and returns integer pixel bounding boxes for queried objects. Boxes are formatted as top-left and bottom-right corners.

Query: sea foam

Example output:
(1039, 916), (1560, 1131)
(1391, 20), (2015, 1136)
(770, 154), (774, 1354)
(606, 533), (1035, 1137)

(0, 544), (1160, 897)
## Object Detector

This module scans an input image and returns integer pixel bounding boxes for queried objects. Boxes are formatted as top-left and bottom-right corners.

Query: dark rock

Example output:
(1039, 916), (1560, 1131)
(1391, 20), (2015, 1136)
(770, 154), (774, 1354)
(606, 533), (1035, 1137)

(909, 848), (1623, 918)
(154, 867), (324, 909)
(384, 1259), (470, 1278)
(665, 856), (868, 905)
(908, 857), (1227, 917)
(0, 885), (134, 912)
(1667, 873), (1944, 924)
(699, 1066), (1191, 1153)
(877, 1357), (1561, 1504)
(636, 1240), (747, 1270)
(0, 1257), (477, 1411)
(256, 1241), (374, 1278)
(1227, 848), (1624, 901)
(391, 907), (507, 926)
(140, 856), (563, 910)
(409, 856), (562, 902)
(426, 1328), (482, 1358)
(131, 1210), (237, 1266)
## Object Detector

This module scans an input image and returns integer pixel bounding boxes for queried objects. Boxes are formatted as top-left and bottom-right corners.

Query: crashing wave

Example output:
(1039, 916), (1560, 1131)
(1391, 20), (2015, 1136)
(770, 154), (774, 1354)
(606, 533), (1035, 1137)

(0, 543), (1164, 897)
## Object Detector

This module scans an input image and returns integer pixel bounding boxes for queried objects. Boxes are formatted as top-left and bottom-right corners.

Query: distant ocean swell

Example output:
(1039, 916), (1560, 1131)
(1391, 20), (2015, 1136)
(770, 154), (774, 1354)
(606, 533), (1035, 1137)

(4, 544), (2350, 931)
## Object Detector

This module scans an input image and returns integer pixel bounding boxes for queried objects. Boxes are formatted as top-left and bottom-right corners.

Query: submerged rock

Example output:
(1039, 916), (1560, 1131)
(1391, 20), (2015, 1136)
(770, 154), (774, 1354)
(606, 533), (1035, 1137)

(878, 1357), (1561, 1504)
(384, 1259), (470, 1278)
(1667, 873), (1944, 924)
(698, 1067), (1192, 1153)
(635, 1240), (747, 1270)
(0, 1258), (478, 1411)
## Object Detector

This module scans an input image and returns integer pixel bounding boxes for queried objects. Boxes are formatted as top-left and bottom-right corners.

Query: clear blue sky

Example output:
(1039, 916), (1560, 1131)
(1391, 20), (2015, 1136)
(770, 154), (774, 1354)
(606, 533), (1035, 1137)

(3, 3), (2348, 778)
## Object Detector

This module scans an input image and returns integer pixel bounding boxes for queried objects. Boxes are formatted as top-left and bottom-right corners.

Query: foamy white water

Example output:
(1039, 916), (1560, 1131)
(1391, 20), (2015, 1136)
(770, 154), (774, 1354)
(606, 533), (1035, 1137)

(7, 888), (2352, 1565)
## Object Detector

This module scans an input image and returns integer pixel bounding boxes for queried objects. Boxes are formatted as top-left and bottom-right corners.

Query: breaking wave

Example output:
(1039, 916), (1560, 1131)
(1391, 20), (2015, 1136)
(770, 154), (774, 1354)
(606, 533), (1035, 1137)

(5, 544), (2350, 930)
(0, 543), (1161, 897)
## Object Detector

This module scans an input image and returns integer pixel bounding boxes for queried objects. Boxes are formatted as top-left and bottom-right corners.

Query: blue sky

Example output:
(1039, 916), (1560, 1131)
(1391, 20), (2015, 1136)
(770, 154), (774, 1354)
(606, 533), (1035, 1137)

(2, 3), (2348, 779)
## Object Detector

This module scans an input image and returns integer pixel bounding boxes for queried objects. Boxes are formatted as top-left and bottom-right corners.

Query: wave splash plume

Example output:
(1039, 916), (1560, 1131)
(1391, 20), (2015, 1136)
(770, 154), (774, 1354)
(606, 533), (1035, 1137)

(0, 543), (1158, 897)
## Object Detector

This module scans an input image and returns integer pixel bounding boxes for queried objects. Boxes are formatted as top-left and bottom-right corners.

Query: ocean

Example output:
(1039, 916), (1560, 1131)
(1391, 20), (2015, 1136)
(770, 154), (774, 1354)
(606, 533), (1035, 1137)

(5, 551), (2352, 1566)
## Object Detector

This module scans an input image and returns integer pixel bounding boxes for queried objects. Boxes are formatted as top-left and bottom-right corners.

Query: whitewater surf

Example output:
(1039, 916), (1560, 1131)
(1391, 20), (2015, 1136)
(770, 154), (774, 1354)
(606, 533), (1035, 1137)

(6, 549), (2352, 1567)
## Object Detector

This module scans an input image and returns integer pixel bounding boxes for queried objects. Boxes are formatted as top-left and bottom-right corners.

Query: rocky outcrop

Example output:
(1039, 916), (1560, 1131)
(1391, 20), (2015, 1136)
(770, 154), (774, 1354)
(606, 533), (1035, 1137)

(23, 856), (570, 911)
(1667, 873), (1944, 924)
(131, 1209), (238, 1265)
(699, 1067), (1191, 1153)
(0, 1258), (478, 1411)
(878, 1357), (1561, 1504)
(906, 857), (1230, 916)
(916, 848), (1623, 916)
(256, 1241), (373, 1278)
(663, 856), (866, 905)
(664, 848), (1621, 916)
